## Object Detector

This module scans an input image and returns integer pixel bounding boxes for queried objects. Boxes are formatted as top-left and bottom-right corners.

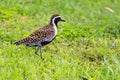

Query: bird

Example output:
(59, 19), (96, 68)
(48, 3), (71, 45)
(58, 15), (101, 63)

(14, 14), (65, 58)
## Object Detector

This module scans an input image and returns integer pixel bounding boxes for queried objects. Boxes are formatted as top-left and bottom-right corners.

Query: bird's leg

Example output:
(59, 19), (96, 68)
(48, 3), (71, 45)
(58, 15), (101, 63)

(35, 46), (44, 60)
(39, 48), (42, 58)
(35, 47), (40, 55)
(39, 47), (44, 60)
(37, 43), (44, 59)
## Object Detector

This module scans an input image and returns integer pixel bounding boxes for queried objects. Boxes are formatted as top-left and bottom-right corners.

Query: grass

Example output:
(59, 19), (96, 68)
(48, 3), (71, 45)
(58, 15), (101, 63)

(0, 0), (120, 80)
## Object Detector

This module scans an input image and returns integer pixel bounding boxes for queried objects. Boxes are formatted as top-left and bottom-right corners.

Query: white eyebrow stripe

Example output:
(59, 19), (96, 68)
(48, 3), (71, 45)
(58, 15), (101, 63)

(53, 16), (61, 20)
(52, 16), (61, 26)
(52, 16), (61, 38)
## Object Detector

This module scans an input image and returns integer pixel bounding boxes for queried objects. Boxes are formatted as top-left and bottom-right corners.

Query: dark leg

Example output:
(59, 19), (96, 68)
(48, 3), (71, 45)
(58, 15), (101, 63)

(39, 47), (44, 60)
(35, 47), (40, 55)
(35, 46), (43, 59)
(40, 48), (42, 58)
(37, 43), (44, 59)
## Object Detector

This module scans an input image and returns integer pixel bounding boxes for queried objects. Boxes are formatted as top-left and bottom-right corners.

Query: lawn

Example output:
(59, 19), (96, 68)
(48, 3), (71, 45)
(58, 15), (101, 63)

(0, 0), (120, 80)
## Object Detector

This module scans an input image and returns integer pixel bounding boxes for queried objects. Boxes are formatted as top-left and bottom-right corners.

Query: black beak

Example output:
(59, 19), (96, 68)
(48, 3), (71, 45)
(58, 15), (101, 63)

(60, 19), (65, 22)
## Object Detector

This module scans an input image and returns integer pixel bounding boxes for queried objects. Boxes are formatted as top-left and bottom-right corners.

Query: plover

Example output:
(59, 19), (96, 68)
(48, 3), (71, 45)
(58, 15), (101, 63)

(15, 14), (65, 58)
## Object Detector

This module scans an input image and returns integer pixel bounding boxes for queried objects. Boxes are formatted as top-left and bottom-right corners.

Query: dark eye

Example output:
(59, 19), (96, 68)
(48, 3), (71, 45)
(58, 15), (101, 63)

(55, 17), (60, 21)
(57, 17), (61, 20)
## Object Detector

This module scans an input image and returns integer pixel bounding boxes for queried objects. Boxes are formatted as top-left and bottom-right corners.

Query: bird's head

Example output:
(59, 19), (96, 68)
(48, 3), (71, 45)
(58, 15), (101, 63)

(50, 14), (65, 26)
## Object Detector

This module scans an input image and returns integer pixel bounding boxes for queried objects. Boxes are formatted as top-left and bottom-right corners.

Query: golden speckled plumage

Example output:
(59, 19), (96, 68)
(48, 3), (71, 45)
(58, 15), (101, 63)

(14, 14), (65, 58)
(15, 24), (55, 46)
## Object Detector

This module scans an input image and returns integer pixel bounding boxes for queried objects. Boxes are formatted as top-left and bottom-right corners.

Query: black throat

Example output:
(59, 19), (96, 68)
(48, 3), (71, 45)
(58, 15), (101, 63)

(50, 17), (61, 27)
(54, 20), (59, 27)
(50, 20), (59, 27)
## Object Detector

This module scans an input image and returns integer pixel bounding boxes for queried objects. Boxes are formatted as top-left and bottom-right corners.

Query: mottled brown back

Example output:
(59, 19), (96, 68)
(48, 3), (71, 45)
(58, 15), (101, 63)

(15, 24), (55, 46)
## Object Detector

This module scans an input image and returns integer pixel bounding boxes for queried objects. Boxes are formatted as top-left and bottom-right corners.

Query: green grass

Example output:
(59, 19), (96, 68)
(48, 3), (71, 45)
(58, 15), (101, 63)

(0, 0), (120, 80)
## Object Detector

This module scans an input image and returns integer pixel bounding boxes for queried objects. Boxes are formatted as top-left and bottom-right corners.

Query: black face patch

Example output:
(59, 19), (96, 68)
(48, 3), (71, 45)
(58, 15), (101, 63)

(54, 17), (61, 26)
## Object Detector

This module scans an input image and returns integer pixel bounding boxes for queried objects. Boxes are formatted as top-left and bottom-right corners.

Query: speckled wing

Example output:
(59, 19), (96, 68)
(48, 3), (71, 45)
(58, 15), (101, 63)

(28, 26), (55, 43)
(15, 25), (55, 46)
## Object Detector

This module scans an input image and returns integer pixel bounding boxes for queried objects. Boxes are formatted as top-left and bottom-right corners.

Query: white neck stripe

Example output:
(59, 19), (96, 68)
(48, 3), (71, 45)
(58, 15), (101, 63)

(52, 16), (61, 26)
(52, 16), (61, 37)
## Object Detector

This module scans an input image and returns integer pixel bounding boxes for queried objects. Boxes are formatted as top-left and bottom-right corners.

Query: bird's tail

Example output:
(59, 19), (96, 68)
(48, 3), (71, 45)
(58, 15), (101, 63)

(14, 37), (30, 46)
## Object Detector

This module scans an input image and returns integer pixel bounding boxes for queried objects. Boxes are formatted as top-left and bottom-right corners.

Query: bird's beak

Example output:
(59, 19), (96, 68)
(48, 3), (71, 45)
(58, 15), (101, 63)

(60, 19), (65, 22)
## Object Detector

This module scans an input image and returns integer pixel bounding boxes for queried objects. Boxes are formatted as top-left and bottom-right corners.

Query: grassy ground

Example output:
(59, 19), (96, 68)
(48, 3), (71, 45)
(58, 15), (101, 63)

(0, 0), (120, 80)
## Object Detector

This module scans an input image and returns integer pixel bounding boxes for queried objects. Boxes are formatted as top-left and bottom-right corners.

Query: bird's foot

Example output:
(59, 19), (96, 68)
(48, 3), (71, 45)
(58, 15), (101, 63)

(35, 51), (38, 55)
(40, 55), (44, 60)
